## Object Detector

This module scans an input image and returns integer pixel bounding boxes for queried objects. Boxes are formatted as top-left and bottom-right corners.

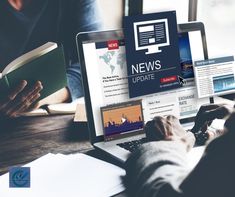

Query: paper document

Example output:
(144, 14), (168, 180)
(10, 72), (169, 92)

(0, 153), (125, 197)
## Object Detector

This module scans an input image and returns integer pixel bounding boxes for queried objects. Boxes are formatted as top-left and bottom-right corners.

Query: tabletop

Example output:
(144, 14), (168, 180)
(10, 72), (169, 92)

(0, 114), (127, 197)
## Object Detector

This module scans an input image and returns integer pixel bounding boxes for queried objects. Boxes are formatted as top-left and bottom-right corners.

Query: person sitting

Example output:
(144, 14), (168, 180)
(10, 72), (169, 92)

(0, 0), (102, 118)
(124, 104), (235, 197)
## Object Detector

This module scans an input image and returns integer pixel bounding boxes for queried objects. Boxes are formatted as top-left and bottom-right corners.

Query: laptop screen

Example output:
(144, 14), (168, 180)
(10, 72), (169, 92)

(101, 100), (144, 141)
(81, 29), (209, 138)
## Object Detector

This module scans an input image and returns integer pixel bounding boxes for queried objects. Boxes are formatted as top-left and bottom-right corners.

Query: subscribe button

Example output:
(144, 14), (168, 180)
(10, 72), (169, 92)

(160, 75), (177, 83)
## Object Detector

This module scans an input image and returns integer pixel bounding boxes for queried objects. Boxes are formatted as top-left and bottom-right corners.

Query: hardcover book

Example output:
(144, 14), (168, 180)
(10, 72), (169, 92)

(0, 42), (67, 100)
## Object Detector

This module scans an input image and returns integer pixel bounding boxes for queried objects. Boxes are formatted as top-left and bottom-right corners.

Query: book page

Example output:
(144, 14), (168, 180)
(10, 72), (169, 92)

(21, 98), (85, 117)
(21, 108), (49, 116)
(47, 97), (84, 114)
(2, 42), (57, 76)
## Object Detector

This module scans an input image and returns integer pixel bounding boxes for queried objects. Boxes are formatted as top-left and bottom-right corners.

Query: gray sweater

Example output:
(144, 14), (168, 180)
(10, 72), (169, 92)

(124, 133), (235, 197)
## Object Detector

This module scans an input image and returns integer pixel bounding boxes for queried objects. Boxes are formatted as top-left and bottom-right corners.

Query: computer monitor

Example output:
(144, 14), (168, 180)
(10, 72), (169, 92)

(76, 22), (212, 144)
(133, 19), (170, 54)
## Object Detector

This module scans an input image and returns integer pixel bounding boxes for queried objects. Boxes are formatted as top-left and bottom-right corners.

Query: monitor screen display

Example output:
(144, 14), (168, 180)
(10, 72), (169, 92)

(101, 100), (144, 141)
(81, 30), (209, 137)
(134, 19), (170, 54)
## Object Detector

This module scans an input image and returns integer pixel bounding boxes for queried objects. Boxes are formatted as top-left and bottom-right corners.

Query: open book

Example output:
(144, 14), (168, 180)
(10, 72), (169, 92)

(22, 97), (86, 117)
(0, 42), (67, 100)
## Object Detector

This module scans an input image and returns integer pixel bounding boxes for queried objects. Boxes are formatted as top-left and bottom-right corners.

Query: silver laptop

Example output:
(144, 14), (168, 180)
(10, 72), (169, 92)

(76, 22), (213, 162)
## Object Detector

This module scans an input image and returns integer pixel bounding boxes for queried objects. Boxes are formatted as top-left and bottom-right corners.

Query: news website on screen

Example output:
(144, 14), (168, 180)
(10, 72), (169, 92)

(82, 30), (208, 137)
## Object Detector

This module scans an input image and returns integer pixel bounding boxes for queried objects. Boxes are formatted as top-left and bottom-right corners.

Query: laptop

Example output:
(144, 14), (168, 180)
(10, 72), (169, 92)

(76, 22), (213, 162)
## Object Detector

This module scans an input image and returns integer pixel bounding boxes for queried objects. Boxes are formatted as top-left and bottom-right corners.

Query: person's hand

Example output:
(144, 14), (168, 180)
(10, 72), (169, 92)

(0, 80), (43, 118)
(145, 115), (195, 151)
(191, 104), (233, 134)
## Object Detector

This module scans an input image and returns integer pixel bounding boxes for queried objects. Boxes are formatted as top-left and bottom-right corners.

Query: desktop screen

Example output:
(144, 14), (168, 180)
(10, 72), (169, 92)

(134, 19), (170, 53)
(137, 22), (167, 46)
(82, 30), (209, 137)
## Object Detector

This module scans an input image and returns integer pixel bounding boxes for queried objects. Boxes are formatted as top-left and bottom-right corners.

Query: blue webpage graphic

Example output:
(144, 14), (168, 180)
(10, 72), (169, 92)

(194, 56), (235, 98)
(123, 11), (182, 98)
(213, 74), (235, 93)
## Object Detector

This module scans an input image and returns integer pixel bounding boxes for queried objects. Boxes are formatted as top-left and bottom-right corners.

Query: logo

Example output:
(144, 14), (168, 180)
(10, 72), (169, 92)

(123, 11), (181, 98)
(9, 167), (30, 188)
(107, 40), (119, 50)
(133, 19), (170, 54)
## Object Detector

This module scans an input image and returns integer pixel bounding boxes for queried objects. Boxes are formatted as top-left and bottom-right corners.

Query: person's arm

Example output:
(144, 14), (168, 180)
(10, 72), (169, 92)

(73, 0), (102, 33)
(66, 62), (84, 101)
(124, 115), (195, 197)
(28, 0), (103, 105)
(180, 112), (235, 197)
(124, 104), (233, 197)
(125, 141), (191, 197)
(65, 0), (102, 101)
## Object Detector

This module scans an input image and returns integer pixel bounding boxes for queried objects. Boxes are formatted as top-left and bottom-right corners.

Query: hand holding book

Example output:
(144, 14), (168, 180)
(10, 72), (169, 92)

(0, 42), (67, 118)
(0, 80), (43, 118)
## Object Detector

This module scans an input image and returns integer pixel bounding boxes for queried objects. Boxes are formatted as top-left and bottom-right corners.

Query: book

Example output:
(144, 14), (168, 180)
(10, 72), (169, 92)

(21, 97), (86, 117)
(0, 42), (67, 100)
(47, 98), (83, 115)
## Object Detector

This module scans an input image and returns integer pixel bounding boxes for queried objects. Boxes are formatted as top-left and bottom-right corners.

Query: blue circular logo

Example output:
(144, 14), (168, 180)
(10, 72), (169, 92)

(12, 169), (29, 187)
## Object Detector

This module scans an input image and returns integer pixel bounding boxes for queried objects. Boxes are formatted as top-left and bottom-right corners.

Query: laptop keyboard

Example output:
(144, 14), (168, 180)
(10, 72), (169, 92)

(117, 138), (147, 152)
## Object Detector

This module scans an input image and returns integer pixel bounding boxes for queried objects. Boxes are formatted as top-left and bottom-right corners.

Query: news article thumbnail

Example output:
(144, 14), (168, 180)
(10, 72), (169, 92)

(101, 101), (144, 140)
(194, 56), (235, 98)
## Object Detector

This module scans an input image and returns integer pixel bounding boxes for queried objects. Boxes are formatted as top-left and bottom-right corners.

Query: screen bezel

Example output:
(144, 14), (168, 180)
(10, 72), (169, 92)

(76, 22), (213, 144)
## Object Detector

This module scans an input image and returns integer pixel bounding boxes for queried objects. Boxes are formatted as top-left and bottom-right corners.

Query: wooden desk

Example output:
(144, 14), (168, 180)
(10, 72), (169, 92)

(0, 115), (126, 196)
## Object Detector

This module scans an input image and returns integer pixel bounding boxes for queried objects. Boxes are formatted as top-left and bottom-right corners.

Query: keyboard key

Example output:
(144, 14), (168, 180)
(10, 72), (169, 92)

(117, 138), (147, 152)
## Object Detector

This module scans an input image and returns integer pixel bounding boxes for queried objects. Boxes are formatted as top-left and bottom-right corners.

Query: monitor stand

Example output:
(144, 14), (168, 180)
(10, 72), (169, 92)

(145, 45), (162, 54)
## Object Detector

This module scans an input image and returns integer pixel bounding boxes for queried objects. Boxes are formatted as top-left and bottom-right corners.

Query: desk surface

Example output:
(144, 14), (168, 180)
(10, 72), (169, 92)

(0, 115), (126, 197)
